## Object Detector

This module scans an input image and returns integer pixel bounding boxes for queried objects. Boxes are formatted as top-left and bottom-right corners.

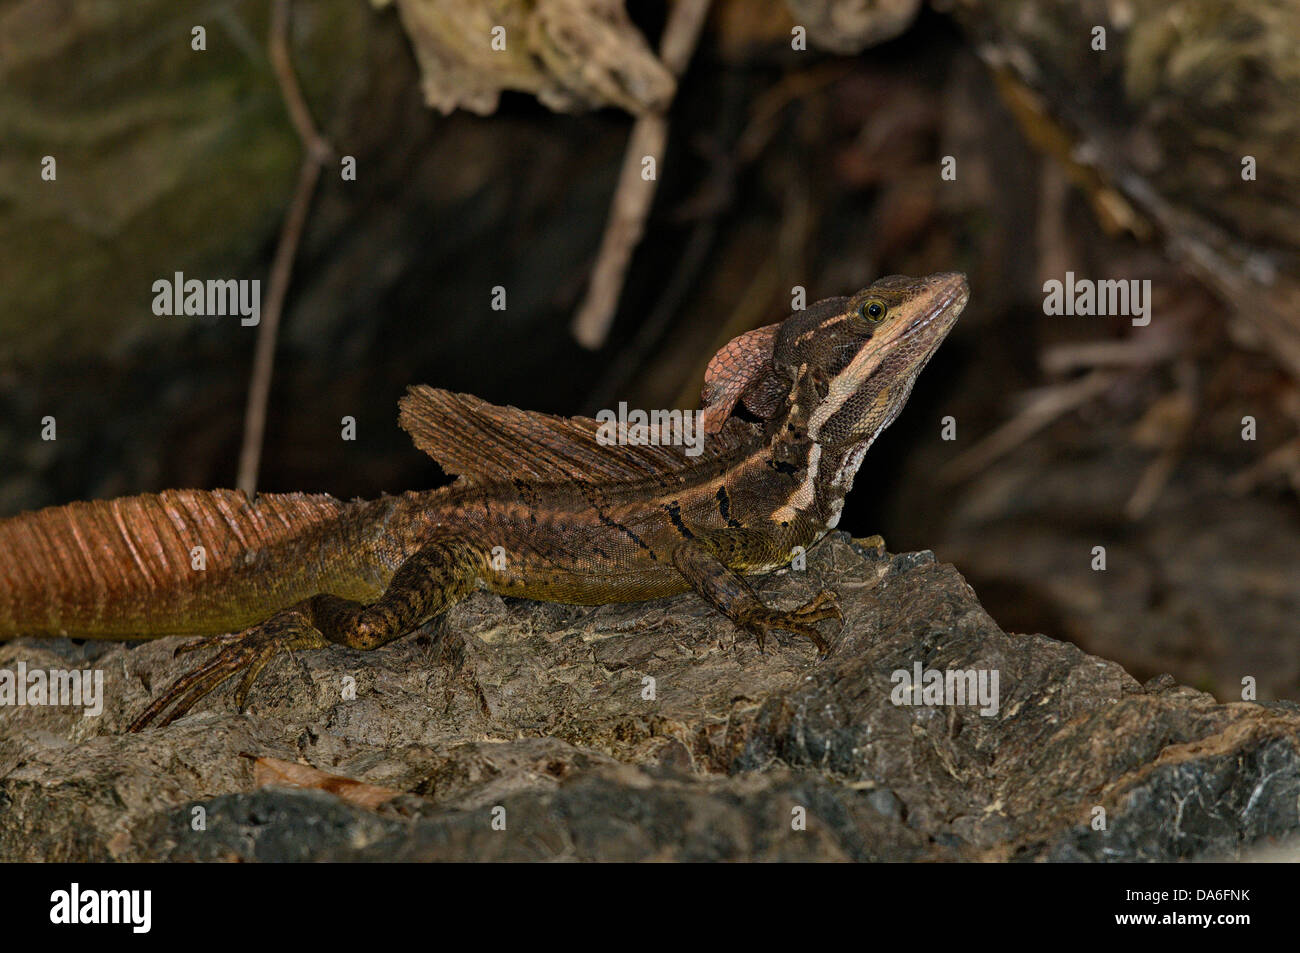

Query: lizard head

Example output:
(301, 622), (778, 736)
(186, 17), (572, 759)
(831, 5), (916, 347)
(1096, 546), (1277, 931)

(773, 271), (968, 451)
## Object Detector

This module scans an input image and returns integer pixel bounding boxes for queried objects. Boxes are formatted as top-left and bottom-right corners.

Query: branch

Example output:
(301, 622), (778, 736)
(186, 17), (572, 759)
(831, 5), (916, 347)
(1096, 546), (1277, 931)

(237, 0), (333, 494)
(570, 0), (711, 349)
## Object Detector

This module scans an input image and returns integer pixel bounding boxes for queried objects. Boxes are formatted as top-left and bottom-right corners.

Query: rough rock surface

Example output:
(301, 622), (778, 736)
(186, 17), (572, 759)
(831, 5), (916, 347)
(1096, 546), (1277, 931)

(2, 535), (1298, 861)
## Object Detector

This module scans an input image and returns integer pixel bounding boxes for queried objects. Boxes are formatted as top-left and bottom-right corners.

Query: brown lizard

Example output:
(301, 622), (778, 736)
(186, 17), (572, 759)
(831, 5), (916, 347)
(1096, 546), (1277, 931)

(0, 272), (968, 730)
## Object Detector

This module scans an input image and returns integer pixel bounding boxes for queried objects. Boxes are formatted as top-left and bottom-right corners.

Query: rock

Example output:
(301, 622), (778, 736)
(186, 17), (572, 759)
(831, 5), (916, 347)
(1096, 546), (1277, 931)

(2, 534), (1297, 861)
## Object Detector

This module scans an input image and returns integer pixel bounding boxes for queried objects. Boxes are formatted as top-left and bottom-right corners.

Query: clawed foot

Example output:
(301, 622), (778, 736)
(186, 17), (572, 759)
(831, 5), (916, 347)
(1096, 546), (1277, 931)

(739, 589), (841, 655)
(128, 612), (326, 732)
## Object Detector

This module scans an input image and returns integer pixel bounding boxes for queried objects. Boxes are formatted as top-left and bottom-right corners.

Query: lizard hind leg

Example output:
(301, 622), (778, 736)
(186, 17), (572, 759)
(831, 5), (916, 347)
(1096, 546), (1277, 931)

(127, 540), (484, 731)
(126, 609), (329, 731)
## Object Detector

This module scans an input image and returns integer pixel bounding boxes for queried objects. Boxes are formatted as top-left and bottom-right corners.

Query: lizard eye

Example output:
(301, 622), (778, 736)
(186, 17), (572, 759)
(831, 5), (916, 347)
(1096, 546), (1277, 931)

(859, 299), (887, 322)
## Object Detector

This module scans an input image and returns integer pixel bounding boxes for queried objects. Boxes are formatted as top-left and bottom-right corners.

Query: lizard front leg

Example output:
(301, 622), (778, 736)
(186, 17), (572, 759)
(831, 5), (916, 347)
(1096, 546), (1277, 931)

(671, 531), (841, 655)
(128, 540), (485, 731)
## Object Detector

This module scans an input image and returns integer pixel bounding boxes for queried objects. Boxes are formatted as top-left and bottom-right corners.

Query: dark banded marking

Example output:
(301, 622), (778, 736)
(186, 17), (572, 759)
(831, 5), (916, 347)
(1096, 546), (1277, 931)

(596, 511), (657, 561)
(714, 486), (741, 528)
(512, 478), (541, 525)
(664, 500), (694, 539)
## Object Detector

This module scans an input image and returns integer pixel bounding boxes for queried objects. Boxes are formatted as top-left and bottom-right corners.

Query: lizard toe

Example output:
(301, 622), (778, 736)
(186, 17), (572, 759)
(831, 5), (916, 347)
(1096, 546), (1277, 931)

(130, 615), (325, 731)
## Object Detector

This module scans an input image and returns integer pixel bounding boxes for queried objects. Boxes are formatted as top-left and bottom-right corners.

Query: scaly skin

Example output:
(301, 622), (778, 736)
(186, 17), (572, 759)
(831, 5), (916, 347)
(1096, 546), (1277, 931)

(0, 272), (969, 729)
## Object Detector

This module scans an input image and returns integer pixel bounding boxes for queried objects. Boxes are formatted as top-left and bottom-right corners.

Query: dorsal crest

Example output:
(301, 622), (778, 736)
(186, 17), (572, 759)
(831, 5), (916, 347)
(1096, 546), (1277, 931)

(399, 386), (755, 486)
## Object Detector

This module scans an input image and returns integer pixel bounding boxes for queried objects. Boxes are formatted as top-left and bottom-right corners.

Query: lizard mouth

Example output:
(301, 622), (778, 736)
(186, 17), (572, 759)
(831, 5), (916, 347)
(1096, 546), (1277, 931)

(898, 272), (969, 343)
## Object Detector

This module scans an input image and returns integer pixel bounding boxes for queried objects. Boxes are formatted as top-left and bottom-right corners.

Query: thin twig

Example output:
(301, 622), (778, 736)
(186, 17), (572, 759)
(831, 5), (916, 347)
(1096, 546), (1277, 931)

(1125, 440), (1184, 520)
(938, 370), (1117, 484)
(582, 219), (718, 416)
(1115, 170), (1300, 380)
(735, 62), (852, 164)
(1226, 436), (1300, 496)
(1125, 370), (1197, 521)
(570, 0), (711, 349)
(237, 157), (322, 494)
(1039, 335), (1177, 375)
(237, 0), (333, 494)
(268, 0), (331, 162)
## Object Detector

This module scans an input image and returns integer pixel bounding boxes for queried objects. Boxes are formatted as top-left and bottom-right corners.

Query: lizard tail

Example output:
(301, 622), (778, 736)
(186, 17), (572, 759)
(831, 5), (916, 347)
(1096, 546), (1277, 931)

(0, 489), (354, 639)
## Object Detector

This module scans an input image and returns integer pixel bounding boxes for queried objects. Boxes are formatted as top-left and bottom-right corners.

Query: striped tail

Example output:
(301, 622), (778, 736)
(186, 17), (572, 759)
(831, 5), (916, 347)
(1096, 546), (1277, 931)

(0, 489), (361, 639)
